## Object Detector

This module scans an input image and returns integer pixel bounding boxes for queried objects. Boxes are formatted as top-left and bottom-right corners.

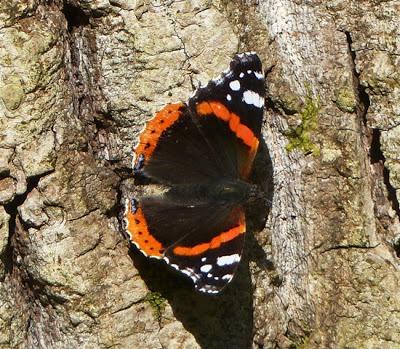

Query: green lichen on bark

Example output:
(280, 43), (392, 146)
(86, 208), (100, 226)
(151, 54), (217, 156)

(286, 92), (321, 155)
(296, 336), (311, 349)
(145, 291), (166, 321)
(334, 86), (356, 113)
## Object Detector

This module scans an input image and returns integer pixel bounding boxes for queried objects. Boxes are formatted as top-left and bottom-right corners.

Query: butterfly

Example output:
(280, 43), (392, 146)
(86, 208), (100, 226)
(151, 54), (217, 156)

(123, 52), (265, 294)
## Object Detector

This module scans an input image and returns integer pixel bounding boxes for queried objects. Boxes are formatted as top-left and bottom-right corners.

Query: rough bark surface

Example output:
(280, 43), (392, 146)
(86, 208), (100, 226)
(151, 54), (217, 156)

(0, 0), (399, 348)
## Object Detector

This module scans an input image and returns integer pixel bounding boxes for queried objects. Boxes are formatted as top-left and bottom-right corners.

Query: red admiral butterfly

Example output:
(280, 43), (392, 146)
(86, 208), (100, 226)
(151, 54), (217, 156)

(123, 53), (265, 294)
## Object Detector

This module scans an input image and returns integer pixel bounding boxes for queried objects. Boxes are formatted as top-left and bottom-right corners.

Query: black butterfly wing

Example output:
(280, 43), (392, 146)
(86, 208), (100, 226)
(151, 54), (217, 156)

(124, 194), (245, 294)
(189, 52), (265, 179)
(133, 103), (238, 184)
(133, 53), (265, 183)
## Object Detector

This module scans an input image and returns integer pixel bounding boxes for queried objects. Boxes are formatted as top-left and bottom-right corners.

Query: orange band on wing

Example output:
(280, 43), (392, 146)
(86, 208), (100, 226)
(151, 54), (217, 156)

(125, 201), (164, 257)
(135, 103), (184, 163)
(196, 101), (259, 178)
(173, 211), (246, 256)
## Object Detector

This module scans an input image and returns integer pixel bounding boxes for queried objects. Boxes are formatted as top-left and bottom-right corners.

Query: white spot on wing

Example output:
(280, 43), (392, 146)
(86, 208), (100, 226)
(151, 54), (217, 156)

(200, 264), (213, 273)
(255, 71), (264, 79)
(182, 268), (199, 282)
(182, 270), (191, 276)
(149, 255), (163, 260)
(216, 254), (240, 266)
(132, 152), (137, 169)
(226, 94), (232, 101)
(242, 90), (264, 108)
(229, 80), (240, 91)
(123, 198), (130, 235)
(201, 257), (206, 262)
(198, 286), (219, 294)
(239, 72), (244, 78)
(211, 70), (234, 87)
(222, 274), (233, 281)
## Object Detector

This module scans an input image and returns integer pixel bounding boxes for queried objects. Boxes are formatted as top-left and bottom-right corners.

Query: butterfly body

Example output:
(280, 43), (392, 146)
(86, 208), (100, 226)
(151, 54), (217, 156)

(164, 179), (254, 206)
(123, 53), (265, 294)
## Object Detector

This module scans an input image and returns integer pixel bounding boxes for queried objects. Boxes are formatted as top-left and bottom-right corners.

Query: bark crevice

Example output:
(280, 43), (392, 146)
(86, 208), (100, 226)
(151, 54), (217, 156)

(62, 3), (90, 32)
(370, 128), (400, 220)
(345, 31), (400, 221)
(344, 31), (370, 125)
(321, 243), (380, 254)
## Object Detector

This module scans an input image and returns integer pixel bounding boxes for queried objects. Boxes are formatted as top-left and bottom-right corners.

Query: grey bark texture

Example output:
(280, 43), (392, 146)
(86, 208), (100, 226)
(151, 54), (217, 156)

(0, 0), (399, 348)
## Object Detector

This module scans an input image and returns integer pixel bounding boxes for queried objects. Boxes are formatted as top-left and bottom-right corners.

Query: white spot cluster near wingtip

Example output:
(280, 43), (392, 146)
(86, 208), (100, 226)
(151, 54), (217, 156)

(255, 71), (264, 79)
(212, 70), (233, 87)
(200, 264), (213, 273)
(242, 90), (264, 108)
(216, 254), (240, 266)
(229, 80), (241, 91)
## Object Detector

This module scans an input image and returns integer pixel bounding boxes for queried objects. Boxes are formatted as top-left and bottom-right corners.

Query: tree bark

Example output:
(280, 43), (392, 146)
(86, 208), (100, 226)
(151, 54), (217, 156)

(0, 0), (399, 348)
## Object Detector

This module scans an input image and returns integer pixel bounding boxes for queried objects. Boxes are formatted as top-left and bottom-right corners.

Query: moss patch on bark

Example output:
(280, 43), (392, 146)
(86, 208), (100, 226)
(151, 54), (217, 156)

(286, 92), (321, 156)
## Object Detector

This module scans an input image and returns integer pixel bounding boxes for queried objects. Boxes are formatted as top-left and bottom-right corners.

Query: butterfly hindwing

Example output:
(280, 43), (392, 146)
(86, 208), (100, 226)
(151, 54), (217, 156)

(124, 193), (245, 293)
(164, 206), (245, 294)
